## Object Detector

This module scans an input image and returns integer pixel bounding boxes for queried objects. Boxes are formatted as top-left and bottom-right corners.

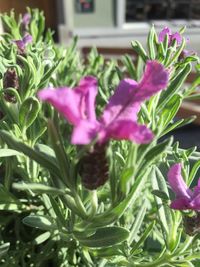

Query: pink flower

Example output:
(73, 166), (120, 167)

(38, 60), (168, 145)
(13, 34), (32, 52)
(159, 27), (182, 46)
(168, 163), (200, 210)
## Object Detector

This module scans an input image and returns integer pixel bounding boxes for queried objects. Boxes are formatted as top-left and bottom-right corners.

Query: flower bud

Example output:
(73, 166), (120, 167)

(79, 143), (109, 190)
(183, 213), (200, 236)
(3, 68), (19, 103)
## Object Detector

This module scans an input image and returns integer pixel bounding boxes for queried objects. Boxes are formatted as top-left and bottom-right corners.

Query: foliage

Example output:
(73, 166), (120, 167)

(0, 9), (200, 267)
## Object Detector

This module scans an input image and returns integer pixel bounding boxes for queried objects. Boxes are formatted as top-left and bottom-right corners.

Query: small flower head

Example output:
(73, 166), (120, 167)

(38, 60), (169, 145)
(168, 163), (200, 211)
(159, 27), (182, 46)
(13, 34), (32, 53)
(179, 49), (197, 60)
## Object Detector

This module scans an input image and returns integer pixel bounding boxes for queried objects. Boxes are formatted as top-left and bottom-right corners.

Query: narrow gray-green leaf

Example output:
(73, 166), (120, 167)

(74, 226), (129, 248)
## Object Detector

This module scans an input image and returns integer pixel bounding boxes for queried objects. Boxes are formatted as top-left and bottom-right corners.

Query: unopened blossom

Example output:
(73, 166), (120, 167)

(3, 68), (19, 103)
(13, 34), (32, 53)
(168, 163), (200, 210)
(159, 27), (182, 46)
(38, 60), (169, 145)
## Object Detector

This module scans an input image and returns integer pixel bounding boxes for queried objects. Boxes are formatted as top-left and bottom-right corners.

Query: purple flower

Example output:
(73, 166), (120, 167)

(13, 34), (33, 52)
(38, 60), (168, 145)
(179, 49), (197, 60)
(168, 163), (200, 210)
(22, 13), (31, 28)
(159, 27), (182, 46)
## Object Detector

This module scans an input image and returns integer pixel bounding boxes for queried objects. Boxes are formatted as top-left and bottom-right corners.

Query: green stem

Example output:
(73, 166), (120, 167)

(89, 190), (98, 217)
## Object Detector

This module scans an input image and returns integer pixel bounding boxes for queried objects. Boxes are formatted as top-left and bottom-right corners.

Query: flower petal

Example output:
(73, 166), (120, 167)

(23, 34), (33, 45)
(189, 194), (200, 211)
(71, 120), (100, 145)
(135, 60), (169, 102)
(38, 76), (98, 126)
(101, 119), (154, 144)
(171, 32), (182, 45)
(170, 198), (190, 210)
(75, 76), (98, 121)
(38, 87), (82, 125)
(168, 163), (191, 199)
(101, 78), (139, 126)
(13, 40), (25, 51)
(158, 27), (171, 43)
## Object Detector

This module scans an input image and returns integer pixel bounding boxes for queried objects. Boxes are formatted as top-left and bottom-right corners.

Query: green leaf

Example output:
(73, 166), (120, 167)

(152, 167), (172, 237)
(12, 182), (65, 195)
(38, 58), (63, 88)
(35, 143), (55, 158)
(158, 63), (192, 112)
(174, 262), (194, 267)
(34, 232), (51, 245)
(139, 138), (173, 170)
(188, 160), (200, 186)
(166, 38), (186, 67)
(147, 25), (156, 60)
(152, 190), (169, 200)
(161, 116), (195, 136)
(0, 148), (22, 157)
(91, 245), (124, 257)
(0, 243), (10, 259)
(74, 226), (129, 248)
(130, 221), (155, 253)
(23, 215), (56, 230)
(0, 130), (60, 178)
(19, 97), (40, 130)
(185, 93), (200, 101)
(128, 200), (147, 245)
(122, 54), (137, 79)
(0, 184), (19, 203)
(48, 120), (71, 187)
(131, 41), (148, 62)
(0, 203), (28, 211)
(160, 94), (182, 130)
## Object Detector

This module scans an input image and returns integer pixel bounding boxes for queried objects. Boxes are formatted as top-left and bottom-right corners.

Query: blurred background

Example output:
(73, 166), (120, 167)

(0, 0), (200, 51)
(0, 0), (200, 149)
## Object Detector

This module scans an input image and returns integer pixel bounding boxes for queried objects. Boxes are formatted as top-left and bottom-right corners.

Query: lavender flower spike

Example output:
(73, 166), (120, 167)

(168, 163), (200, 210)
(38, 60), (169, 145)
(159, 27), (182, 46)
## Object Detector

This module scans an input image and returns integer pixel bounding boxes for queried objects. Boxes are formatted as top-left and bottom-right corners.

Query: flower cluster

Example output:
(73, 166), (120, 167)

(38, 60), (169, 145)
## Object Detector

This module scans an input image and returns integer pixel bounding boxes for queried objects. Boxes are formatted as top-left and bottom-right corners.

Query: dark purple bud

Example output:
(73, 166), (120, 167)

(79, 143), (109, 190)
(183, 213), (200, 236)
(3, 68), (19, 103)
